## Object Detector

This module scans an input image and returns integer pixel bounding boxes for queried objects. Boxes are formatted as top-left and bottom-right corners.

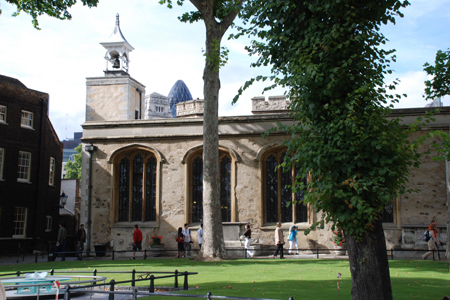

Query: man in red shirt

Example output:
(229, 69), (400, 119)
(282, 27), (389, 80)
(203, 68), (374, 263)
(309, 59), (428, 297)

(131, 224), (146, 260)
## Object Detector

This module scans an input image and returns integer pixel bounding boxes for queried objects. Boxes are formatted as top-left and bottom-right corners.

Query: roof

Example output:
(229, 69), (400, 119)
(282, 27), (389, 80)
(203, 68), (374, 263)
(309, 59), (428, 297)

(0, 74), (27, 88)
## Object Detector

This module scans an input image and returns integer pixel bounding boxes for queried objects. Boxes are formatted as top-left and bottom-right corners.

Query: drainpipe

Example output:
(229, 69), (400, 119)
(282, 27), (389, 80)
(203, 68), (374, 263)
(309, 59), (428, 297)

(85, 144), (97, 255)
(137, 89), (142, 119)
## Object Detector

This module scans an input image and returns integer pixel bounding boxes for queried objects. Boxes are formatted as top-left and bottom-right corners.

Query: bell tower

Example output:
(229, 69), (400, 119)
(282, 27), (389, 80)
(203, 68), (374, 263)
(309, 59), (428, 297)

(100, 14), (134, 75)
(85, 14), (145, 122)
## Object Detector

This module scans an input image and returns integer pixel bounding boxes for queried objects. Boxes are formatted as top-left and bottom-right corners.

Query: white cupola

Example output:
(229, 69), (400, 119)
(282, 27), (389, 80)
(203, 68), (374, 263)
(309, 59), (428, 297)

(100, 13), (134, 74)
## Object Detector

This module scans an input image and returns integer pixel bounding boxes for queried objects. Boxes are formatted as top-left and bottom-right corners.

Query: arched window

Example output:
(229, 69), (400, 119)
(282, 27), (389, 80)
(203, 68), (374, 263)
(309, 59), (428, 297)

(116, 150), (157, 222)
(189, 151), (232, 223)
(263, 148), (308, 224)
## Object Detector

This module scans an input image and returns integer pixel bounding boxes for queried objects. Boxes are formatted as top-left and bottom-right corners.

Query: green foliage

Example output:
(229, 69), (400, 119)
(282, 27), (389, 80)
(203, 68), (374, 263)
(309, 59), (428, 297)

(203, 38), (230, 72)
(3, 0), (99, 29)
(237, 0), (420, 241)
(423, 49), (450, 101)
(64, 143), (82, 179)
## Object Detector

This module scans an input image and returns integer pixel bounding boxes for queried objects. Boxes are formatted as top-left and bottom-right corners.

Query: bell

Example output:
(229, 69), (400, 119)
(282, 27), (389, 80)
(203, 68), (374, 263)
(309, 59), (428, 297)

(112, 57), (120, 69)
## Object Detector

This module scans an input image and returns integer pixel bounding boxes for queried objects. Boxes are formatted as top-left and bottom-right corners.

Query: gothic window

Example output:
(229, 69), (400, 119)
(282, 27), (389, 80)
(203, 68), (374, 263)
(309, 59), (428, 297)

(189, 151), (232, 223)
(263, 148), (308, 224)
(116, 150), (157, 222)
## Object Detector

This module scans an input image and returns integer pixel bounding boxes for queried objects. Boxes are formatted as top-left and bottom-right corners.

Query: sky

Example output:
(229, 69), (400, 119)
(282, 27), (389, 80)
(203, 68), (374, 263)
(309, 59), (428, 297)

(0, 0), (449, 141)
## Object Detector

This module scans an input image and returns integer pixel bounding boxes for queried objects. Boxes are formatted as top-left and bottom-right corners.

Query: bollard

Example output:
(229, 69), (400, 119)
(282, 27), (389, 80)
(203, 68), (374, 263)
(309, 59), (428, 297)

(132, 269), (136, 287)
(108, 280), (115, 300)
(64, 285), (71, 300)
(149, 275), (155, 293)
(183, 271), (188, 290)
(93, 269), (97, 285)
(174, 270), (178, 288)
(207, 292), (212, 300)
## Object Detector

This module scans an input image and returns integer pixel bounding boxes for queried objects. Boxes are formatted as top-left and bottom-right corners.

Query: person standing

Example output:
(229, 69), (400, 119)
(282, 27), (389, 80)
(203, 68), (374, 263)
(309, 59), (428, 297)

(428, 219), (440, 259)
(131, 224), (146, 260)
(421, 223), (441, 260)
(272, 222), (284, 259)
(176, 227), (185, 258)
(182, 223), (192, 258)
(198, 224), (203, 250)
(55, 223), (67, 261)
(288, 225), (299, 255)
(75, 224), (86, 260)
(243, 224), (254, 258)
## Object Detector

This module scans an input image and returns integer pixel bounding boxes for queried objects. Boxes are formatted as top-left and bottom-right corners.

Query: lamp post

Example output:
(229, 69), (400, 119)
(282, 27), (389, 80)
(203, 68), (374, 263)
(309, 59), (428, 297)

(85, 143), (97, 256)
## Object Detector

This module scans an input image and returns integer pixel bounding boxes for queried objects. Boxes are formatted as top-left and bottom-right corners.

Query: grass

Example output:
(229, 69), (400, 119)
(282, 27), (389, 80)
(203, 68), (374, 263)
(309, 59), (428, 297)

(0, 258), (448, 300)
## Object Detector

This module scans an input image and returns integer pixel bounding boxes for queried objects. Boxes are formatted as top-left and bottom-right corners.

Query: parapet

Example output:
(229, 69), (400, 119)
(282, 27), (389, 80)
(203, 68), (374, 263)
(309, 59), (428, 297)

(176, 99), (204, 118)
(251, 95), (291, 114)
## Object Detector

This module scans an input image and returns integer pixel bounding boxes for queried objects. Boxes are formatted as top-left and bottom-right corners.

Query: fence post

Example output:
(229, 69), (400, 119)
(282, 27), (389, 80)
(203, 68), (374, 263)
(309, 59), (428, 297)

(112, 250), (115, 261)
(64, 285), (71, 300)
(35, 252), (38, 263)
(16, 271), (21, 277)
(207, 292), (212, 300)
(391, 248), (394, 260)
(132, 269), (136, 287)
(132, 288), (138, 300)
(183, 271), (188, 290)
(50, 269), (54, 276)
(289, 297), (294, 300)
(174, 270), (178, 288)
(316, 248), (319, 259)
(108, 280), (115, 300)
(149, 275), (155, 293)
(93, 269), (97, 286)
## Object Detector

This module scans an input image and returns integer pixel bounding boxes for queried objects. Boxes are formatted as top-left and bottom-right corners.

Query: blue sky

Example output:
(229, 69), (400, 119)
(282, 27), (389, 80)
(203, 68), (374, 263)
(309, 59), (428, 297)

(0, 0), (449, 140)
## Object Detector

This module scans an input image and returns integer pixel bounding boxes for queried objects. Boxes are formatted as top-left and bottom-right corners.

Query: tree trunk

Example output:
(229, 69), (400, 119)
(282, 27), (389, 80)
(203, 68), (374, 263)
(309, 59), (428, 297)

(345, 220), (392, 300)
(196, 26), (227, 260)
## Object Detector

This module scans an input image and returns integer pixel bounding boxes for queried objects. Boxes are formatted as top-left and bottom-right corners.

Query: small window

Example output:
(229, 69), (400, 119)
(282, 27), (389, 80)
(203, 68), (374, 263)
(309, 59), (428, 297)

(0, 148), (4, 180)
(18, 151), (31, 182)
(45, 215), (52, 232)
(21, 111), (34, 128)
(135, 110), (139, 120)
(0, 105), (6, 123)
(49, 157), (55, 186)
(13, 207), (27, 238)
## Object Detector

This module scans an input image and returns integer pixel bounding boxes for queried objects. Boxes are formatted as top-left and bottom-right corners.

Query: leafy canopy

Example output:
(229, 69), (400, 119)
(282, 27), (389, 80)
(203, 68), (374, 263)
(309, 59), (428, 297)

(2, 0), (99, 29)
(424, 49), (450, 101)
(237, 0), (421, 239)
(64, 143), (82, 179)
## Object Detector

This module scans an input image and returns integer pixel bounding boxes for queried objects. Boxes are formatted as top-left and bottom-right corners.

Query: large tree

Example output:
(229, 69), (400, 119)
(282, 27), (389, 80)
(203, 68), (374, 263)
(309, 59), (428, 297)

(1, 0), (99, 29)
(160, 0), (244, 260)
(424, 49), (450, 259)
(237, 0), (420, 299)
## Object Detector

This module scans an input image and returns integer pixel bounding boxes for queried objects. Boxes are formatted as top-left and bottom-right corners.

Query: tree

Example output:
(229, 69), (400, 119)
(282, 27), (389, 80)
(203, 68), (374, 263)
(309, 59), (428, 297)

(64, 143), (82, 179)
(1, 0), (99, 29)
(160, 0), (244, 260)
(424, 49), (450, 259)
(236, 1), (420, 299)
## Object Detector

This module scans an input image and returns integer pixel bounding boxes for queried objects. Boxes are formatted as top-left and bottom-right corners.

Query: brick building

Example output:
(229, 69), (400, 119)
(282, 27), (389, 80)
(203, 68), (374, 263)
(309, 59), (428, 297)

(0, 74), (63, 254)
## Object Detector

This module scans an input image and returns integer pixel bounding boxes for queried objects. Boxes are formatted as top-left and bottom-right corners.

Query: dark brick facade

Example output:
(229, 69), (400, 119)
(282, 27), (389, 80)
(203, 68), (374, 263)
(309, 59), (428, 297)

(0, 74), (63, 254)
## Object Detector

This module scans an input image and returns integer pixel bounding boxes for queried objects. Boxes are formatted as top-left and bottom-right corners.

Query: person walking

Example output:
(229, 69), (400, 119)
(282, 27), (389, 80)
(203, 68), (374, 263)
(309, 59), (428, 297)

(198, 224), (203, 250)
(131, 224), (146, 260)
(182, 223), (192, 258)
(288, 225), (299, 255)
(176, 227), (185, 258)
(243, 224), (254, 258)
(55, 223), (67, 261)
(75, 224), (86, 260)
(428, 219), (440, 259)
(421, 223), (440, 260)
(272, 222), (284, 259)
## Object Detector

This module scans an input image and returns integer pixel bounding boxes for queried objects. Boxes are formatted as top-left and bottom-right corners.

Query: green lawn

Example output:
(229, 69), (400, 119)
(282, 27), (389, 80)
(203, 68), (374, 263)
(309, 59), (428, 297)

(0, 258), (448, 300)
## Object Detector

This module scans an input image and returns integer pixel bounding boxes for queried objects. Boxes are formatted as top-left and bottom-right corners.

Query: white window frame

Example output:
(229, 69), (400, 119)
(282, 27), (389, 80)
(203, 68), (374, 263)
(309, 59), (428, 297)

(21, 110), (34, 129)
(0, 105), (6, 124)
(17, 151), (31, 182)
(45, 215), (52, 232)
(0, 148), (4, 180)
(49, 157), (55, 186)
(13, 207), (27, 238)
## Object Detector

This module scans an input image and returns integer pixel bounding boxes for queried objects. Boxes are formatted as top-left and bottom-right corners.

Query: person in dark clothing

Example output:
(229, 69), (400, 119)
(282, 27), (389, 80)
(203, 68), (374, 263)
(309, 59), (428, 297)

(176, 227), (185, 258)
(131, 224), (146, 260)
(75, 224), (86, 260)
(55, 223), (67, 261)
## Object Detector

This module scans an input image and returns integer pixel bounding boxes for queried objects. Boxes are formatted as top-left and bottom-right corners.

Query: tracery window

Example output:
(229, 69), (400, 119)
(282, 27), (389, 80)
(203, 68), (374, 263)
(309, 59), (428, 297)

(117, 151), (157, 222)
(190, 151), (232, 223)
(263, 148), (308, 224)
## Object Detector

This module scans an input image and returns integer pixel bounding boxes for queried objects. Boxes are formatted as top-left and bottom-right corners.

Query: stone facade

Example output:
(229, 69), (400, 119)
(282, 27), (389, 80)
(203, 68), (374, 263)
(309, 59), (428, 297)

(80, 106), (449, 257)
(176, 99), (204, 118)
(252, 96), (291, 114)
(144, 92), (172, 119)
